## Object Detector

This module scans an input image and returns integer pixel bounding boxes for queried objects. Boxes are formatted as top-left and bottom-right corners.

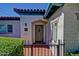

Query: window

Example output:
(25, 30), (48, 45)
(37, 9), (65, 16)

(0, 25), (6, 33)
(0, 24), (13, 33)
(52, 22), (58, 42)
(7, 25), (13, 32)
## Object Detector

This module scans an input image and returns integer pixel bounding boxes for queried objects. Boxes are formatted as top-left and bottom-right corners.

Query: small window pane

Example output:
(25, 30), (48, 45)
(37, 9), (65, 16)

(7, 25), (13, 32)
(0, 25), (6, 33)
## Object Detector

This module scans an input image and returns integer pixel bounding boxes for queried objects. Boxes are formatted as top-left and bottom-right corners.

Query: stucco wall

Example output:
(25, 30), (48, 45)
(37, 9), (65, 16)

(48, 7), (64, 55)
(48, 7), (64, 42)
(49, 4), (79, 53)
(20, 15), (48, 45)
(63, 4), (79, 53)
(0, 20), (20, 38)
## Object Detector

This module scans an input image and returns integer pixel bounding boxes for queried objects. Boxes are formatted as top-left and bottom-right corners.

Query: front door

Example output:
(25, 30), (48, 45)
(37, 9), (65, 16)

(35, 25), (43, 43)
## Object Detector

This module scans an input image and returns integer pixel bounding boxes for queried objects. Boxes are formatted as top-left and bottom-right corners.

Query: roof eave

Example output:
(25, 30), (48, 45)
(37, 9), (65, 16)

(0, 16), (20, 20)
(44, 3), (64, 19)
(14, 8), (45, 15)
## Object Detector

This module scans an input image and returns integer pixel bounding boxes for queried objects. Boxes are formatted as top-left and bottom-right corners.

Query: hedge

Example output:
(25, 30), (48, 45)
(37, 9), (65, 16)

(65, 53), (79, 56)
(0, 37), (23, 56)
(65, 51), (79, 56)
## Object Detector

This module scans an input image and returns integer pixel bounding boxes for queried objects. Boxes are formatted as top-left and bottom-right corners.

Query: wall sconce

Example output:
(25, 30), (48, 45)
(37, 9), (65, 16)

(25, 23), (27, 26)
(75, 13), (79, 20)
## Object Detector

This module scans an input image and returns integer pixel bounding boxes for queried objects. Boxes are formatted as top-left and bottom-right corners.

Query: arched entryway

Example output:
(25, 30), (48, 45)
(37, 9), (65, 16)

(32, 19), (48, 44)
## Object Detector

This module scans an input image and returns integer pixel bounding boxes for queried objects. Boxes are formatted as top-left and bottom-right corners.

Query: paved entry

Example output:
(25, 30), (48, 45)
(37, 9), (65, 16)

(23, 44), (53, 56)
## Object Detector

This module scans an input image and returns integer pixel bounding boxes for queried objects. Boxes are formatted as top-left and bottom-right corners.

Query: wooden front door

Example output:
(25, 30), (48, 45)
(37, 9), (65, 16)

(35, 25), (43, 43)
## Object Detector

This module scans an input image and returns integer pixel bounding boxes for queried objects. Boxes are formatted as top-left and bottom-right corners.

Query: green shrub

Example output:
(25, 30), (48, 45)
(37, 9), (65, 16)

(0, 37), (23, 56)
(65, 52), (79, 56)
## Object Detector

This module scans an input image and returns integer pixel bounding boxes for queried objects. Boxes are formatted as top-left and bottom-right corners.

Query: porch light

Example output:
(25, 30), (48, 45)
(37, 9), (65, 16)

(75, 13), (79, 20)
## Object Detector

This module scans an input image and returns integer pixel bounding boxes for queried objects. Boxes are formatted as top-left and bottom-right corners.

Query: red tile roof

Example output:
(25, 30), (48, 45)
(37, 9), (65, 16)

(14, 8), (45, 15)
(0, 16), (20, 20)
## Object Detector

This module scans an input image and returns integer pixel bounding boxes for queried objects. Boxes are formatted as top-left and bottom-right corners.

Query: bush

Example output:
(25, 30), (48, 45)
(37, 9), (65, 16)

(0, 37), (23, 56)
(65, 52), (79, 56)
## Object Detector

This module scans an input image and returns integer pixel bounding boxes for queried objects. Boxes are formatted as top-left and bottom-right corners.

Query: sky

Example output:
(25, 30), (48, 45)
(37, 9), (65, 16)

(0, 3), (48, 17)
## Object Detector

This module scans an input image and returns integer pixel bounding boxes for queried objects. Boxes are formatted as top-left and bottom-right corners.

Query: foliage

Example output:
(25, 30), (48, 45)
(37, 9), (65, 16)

(0, 37), (23, 56)
(65, 51), (79, 56)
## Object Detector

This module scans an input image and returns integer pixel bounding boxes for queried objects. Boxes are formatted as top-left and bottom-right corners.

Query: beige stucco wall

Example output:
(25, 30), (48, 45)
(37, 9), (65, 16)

(62, 4), (79, 53)
(20, 15), (48, 45)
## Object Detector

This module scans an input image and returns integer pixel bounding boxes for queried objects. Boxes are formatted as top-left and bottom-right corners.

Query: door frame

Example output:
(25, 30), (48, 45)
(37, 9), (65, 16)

(32, 22), (46, 44)
(35, 25), (44, 43)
